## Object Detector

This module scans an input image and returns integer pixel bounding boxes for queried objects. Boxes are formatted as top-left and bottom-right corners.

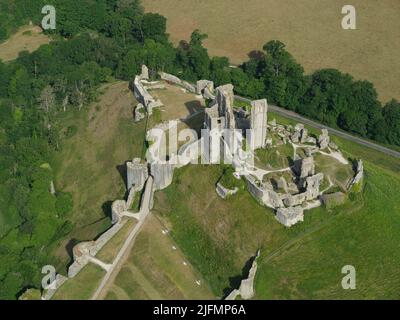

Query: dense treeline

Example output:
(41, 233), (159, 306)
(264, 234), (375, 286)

(0, 0), (399, 299)
(0, 0), (45, 40)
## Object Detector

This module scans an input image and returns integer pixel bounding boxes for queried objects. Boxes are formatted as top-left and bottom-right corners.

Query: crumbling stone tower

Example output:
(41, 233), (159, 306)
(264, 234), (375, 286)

(127, 158), (148, 191)
(250, 99), (268, 149)
(216, 84), (236, 130)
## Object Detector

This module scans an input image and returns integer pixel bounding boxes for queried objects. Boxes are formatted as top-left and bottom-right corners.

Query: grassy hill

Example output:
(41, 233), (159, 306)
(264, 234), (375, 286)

(255, 161), (400, 299)
(152, 113), (400, 299)
(51, 81), (146, 271)
(50, 80), (400, 299)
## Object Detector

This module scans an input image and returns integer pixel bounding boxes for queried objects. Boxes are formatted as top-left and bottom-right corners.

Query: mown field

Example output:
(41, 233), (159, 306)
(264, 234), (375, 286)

(142, 0), (400, 103)
(103, 215), (215, 300)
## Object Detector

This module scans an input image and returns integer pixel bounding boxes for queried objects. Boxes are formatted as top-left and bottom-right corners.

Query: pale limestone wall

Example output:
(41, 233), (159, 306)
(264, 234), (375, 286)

(226, 251), (260, 300)
(181, 81), (196, 93)
(159, 72), (182, 85)
(215, 182), (238, 199)
(293, 156), (315, 178)
(150, 162), (174, 191)
(42, 274), (68, 300)
(127, 158), (148, 191)
(132, 75), (154, 108)
(68, 222), (125, 278)
(245, 175), (266, 203)
(318, 129), (330, 149)
(196, 80), (214, 95)
(250, 99), (268, 149)
(141, 65), (149, 80)
(216, 84), (235, 130)
(275, 206), (304, 227)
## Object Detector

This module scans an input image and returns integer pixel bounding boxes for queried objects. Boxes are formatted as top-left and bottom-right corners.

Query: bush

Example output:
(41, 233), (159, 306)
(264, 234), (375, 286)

(55, 192), (73, 218)
(64, 125), (77, 138)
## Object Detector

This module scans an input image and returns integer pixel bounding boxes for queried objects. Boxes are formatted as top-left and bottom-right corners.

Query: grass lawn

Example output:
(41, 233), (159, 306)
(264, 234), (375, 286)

(255, 162), (400, 299)
(149, 82), (205, 122)
(103, 215), (215, 299)
(143, 0), (400, 102)
(255, 140), (293, 170)
(0, 25), (51, 62)
(153, 164), (337, 297)
(96, 219), (137, 264)
(52, 264), (105, 300)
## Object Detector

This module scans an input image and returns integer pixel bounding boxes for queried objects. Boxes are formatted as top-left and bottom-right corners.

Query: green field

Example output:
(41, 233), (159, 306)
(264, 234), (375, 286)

(104, 215), (215, 299)
(255, 162), (400, 299)
(52, 264), (105, 300)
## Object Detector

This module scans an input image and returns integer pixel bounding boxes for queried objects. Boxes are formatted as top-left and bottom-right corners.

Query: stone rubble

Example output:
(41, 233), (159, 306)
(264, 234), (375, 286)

(215, 182), (239, 199)
(318, 129), (330, 149)
(134, 103), (145, 122)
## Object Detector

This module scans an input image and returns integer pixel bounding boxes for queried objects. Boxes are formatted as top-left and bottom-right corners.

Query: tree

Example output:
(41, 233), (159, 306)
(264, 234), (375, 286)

(210, 57), (231, 86)
(259, 40), (307, 110)
(178, 30), (211, 81)
(142, 13), (167, 42)
(383, 99), (400, 145)
(37, 85), (56, 113)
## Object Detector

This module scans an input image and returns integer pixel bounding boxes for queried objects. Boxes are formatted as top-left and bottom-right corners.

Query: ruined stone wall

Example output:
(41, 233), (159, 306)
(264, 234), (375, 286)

(245, 175), (266, 203)
(132, 75), (155, 108)
(150, 162), (174, 191)
(216, 84), (235, 130)
(159, 72), (182, 85)
(250, 99), (268, 149)
(127, 158), (149, 191)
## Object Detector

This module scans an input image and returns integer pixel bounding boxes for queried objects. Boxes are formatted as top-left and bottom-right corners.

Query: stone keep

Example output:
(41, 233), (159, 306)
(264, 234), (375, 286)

(126, 158), (148, 191)
(250, 99), (268, 149)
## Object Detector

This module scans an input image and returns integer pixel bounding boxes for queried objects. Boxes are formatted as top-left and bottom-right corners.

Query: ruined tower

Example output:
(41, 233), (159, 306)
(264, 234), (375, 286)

(250, 99), (268, 149)
(126, 158), (148, 191)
